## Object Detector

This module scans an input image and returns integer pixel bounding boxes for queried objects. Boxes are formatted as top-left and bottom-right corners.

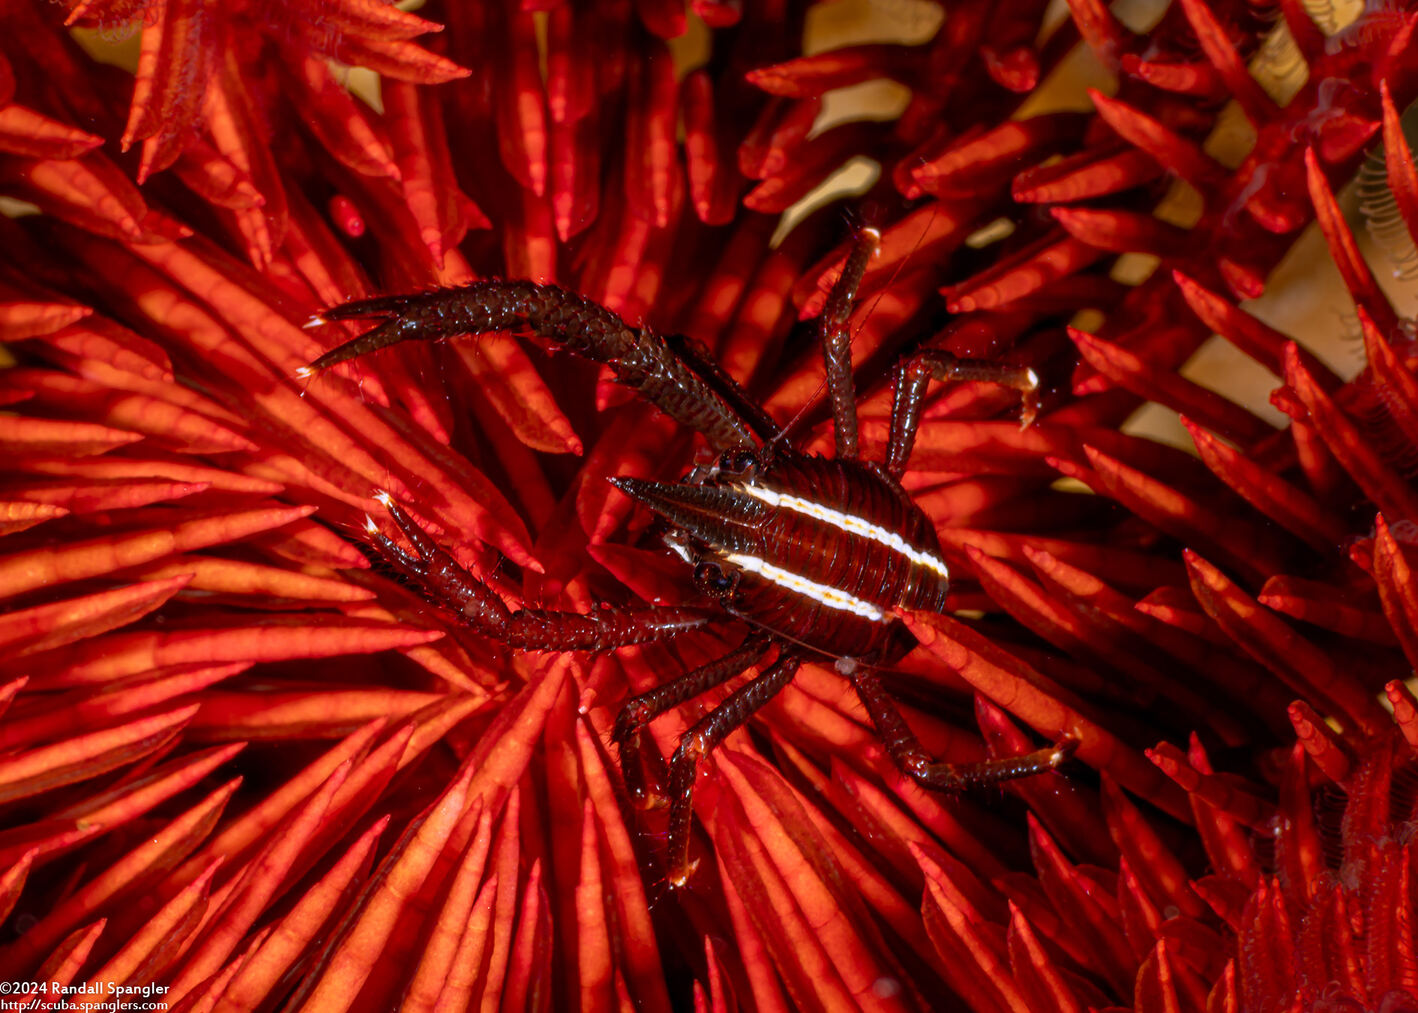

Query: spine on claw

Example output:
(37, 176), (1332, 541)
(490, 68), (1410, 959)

(308, 280), (760, 448)
(309, 281), (634, 370)
(368, 495), (711, 651)
(507, 605), (709, 651)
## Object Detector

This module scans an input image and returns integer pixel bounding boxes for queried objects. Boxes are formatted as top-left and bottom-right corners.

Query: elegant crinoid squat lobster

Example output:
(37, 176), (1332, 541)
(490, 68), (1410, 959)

(307, 229), (1077, 886)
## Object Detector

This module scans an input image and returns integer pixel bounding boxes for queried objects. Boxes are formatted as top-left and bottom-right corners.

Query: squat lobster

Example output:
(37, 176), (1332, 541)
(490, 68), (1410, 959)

(307, 228), (1077, 887)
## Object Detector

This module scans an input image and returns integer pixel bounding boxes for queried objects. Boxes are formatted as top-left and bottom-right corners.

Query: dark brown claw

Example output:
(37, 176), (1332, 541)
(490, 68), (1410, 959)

(315, 233), (1076, 894)
(366, 492), (712, 651)
(307, 280), (764, 449)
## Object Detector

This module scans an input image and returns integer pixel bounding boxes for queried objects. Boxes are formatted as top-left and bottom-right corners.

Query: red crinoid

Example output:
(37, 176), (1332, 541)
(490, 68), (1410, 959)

(1, 0), (1417, 1009)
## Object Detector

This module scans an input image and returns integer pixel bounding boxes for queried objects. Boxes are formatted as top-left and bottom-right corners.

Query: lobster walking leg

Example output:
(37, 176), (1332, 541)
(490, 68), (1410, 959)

(848, 665), (1076, 790)
(662, 651), (800, 886)
(817, 227), (880, 461)
(611, 632), (772, 809)
(884, 350), (1041, 480)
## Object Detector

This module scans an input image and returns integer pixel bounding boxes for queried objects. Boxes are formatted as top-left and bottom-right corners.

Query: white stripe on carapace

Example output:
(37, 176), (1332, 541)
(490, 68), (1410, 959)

(735, 483), (950, 580)
(723, 553), (886, 621)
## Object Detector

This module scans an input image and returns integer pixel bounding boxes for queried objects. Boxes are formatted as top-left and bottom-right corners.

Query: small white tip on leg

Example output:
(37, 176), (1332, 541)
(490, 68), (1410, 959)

(303, 314), (327, 329)
(373, 489), (394, 509)
(363, 514), (380, 535)
(294, 365), (315, 380)
(667, 855), (700, 891)
(861, 226), (882, 258)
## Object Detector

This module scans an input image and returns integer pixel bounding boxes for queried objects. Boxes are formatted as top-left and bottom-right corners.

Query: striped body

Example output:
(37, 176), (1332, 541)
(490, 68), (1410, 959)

(615, 454), (950, 661)
(315, 266), (1073, 893)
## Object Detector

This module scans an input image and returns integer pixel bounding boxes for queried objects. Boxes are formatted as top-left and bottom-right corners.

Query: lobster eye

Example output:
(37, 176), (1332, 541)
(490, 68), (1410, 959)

(717, 449), (757, 476)
(694, 562), (737, 594)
